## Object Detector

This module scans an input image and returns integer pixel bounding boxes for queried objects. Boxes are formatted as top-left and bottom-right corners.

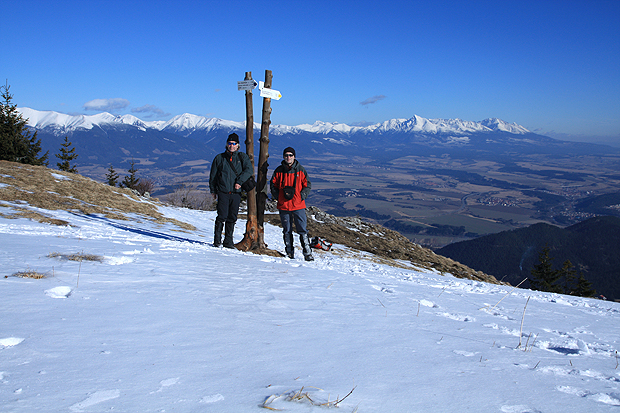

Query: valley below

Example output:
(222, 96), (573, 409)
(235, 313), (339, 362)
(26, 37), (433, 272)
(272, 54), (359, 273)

(77, 148), (620, 249)
(298, 151), (620, 248)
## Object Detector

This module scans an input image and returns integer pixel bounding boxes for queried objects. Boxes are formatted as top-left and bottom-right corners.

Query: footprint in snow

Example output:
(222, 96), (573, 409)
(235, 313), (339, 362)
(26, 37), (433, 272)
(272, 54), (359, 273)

(538, 365), (620, 384)
(483, 323), (520, 337)
(150, 377), (180, 393)
(536, 337), (594, 355)
(556, 385), (620, 406)
(500, 405), (542, 413)
(69, 389), (120, 412)
(484, 309), (516, 321)
(372, 285), (394, 293)
(438, 312), (475, 322)
(200, 394), (225, 403)
(453, 350), (477, 357)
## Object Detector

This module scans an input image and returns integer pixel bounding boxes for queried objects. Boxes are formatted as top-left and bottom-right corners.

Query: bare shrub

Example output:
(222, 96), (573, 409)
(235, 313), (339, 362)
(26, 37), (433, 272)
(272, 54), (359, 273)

(134, 178), (155, 197)
(165, 180), (215, 211)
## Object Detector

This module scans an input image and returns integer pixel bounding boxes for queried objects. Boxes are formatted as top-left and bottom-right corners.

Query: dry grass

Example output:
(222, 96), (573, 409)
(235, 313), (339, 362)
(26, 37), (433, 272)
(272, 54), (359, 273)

(262, 386), (356, 410)
(516, 296), (531, 350)
(47, 252), (105, 263)
(11, 269), (46, 279)
(0, 161), (194, 231)
(0, 206), (71, 226)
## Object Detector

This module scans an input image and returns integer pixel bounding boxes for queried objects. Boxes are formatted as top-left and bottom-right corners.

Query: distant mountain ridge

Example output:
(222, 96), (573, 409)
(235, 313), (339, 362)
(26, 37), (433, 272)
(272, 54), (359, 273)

(18, 107), (530, 137)
(437, 216), (620, 301)
(18, 106), (620, 191)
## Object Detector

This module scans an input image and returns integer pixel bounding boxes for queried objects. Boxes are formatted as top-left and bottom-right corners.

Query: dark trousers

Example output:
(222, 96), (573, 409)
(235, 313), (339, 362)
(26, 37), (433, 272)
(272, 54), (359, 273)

(279, 209), (308, 236)
(215, 192), (241, 247)
(216, 192), (241, 224)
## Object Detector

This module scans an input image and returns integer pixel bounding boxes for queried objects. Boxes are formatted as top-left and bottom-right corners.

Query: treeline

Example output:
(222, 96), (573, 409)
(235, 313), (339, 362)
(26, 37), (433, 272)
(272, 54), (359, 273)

(428, 168), (529, 191)
(384, 219), (474, 237)
(499, 162), (587, 181)
(576, 192), (620, 217)
(104, 159), (154, 196)
(325, 204), (391, 221)
(530, 245), (596, 297)
(522, 190), (565, 212)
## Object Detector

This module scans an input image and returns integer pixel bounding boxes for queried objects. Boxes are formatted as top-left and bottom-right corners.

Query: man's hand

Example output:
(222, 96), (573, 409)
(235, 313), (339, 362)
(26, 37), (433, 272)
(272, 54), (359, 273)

(234, 183), (241, 190)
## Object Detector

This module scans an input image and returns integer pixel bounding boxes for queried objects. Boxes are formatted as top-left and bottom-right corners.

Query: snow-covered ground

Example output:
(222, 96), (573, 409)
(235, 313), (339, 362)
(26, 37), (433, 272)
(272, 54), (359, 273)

(1, 202), (619, 412)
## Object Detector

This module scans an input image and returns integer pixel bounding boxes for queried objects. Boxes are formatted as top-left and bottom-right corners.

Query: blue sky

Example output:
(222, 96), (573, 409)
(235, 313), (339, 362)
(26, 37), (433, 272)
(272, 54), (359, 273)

(5, 0), (619, 143)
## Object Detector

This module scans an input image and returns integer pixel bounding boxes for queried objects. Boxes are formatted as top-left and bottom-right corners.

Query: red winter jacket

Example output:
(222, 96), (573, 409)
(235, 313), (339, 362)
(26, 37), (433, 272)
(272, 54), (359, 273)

(269, 160), (311, 211)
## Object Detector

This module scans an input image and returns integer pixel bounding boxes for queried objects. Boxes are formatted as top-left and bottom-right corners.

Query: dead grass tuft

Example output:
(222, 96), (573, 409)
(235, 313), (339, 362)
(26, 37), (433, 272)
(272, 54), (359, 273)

(12, 269), (46, 279)
(262, 386), (356, 410)
(47, 252), (105, 263)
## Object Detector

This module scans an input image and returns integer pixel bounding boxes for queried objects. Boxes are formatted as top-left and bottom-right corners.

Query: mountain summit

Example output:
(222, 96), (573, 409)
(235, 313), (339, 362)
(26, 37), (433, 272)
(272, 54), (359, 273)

(18, 107), (529, 137)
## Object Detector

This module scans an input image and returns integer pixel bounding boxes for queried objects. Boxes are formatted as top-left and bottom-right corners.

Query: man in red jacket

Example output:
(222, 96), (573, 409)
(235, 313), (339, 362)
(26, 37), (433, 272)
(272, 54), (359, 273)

(269, 147), (314, 261)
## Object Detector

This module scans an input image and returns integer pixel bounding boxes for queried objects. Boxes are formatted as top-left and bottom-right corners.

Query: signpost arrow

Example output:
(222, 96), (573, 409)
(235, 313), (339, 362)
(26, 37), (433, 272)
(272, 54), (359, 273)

(258, 81), (282, 100)
(237, 79), (258, 91)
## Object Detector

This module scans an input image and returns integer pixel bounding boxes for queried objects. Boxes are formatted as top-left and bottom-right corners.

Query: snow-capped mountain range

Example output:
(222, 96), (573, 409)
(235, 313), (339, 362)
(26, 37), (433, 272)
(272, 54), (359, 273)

(18, 107), (530, 137)
(21, 106), (619, 179)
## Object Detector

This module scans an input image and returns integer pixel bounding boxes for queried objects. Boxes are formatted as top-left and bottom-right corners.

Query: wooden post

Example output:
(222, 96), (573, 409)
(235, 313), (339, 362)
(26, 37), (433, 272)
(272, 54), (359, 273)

(256, 69), (273, 248)
(235, 71), (259, 251)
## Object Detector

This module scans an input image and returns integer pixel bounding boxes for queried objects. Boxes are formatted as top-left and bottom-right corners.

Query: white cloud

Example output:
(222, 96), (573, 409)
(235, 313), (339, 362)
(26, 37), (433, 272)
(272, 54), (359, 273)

(83, 98), (130, 112)
(131, 104), (171, 118)
(360, 95), (386, 106)
(349, 121), (375, 127)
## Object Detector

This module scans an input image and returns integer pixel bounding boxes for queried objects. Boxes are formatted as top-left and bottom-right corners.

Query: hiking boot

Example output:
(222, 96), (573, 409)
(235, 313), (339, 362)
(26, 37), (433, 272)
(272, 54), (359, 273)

(283, 233), (294, 259)
(223, 222), (235, 248)
(213, 221), (223, 247)
(300, 234), (314, 261)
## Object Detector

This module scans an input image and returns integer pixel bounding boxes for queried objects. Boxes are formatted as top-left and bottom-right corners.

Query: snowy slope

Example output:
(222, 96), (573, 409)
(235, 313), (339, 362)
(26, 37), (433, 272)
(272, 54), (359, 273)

(1, 171), (619, 412)
(157, 113), (245, 137)
(18, 108), (120, 131)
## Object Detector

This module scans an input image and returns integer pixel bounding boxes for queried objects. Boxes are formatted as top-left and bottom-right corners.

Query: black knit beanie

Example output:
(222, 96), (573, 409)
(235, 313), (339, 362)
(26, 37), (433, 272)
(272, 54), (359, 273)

(283, 147), (296, 157)
(227, 133), (239, 143)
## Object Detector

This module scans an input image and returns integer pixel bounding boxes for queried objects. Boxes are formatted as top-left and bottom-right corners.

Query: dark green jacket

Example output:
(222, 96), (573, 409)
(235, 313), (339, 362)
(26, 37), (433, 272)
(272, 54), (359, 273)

(209, 151), (252, 194)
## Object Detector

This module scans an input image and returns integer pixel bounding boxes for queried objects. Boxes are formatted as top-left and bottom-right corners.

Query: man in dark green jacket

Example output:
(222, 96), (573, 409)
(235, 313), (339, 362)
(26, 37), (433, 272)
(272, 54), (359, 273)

(209, 133), (252, 248)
